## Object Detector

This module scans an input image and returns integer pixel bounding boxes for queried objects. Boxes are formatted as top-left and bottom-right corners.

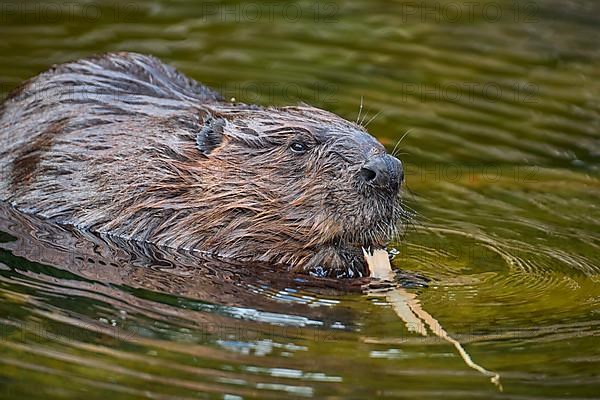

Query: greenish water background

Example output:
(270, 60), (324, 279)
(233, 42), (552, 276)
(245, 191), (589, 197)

(0, 0), (599, 398)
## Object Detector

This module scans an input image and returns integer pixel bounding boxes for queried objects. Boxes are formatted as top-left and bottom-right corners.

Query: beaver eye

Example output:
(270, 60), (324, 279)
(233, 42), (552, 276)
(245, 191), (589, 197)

(290, 141), (309, 154)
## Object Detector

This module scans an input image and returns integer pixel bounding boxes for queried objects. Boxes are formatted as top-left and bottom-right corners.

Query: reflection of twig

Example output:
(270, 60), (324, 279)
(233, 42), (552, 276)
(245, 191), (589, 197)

(386, 290), (427, 336)
(364, 249), (502, 391)
(392, 287), (502, 391)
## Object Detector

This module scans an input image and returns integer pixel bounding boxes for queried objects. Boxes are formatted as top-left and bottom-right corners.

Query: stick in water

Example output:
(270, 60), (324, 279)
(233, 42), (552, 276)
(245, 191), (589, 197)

(363, 248), (502, 390)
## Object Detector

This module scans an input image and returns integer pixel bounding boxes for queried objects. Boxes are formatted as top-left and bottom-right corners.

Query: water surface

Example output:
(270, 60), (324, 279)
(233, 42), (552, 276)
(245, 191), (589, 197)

(0, 0), (599, 398)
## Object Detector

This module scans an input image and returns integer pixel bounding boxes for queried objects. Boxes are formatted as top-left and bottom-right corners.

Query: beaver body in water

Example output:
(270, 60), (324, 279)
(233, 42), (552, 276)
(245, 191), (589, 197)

(0, 52), (405, 278)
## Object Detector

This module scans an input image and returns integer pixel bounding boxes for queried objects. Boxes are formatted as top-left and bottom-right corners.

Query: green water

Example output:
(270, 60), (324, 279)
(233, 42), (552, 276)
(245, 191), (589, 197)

(0, 0), (599, 398)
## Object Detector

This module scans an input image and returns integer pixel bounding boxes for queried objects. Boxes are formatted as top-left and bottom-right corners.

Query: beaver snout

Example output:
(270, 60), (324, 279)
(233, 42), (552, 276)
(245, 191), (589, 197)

(359, 155), (404, 192)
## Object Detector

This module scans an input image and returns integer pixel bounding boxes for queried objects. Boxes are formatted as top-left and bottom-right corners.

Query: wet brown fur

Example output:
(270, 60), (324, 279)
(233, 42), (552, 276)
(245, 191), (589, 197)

(0, 52), (406, 278)
(10, 119), (68, 189)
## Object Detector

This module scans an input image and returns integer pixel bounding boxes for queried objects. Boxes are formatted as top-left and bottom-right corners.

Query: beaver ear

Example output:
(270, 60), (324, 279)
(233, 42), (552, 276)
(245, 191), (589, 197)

(196, 117), (225, 155)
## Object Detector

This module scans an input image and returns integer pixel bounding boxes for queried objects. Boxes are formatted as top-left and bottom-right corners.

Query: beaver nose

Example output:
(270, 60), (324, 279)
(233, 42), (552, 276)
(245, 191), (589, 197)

(359, 155), (403, 192)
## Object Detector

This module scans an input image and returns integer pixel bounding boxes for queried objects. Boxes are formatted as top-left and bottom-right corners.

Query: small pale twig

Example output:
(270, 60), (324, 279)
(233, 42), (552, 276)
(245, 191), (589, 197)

(363, 249), (502, 391)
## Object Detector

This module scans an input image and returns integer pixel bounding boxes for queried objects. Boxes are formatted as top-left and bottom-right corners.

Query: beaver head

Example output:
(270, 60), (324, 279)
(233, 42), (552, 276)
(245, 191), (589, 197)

(186, 104), (406, 278)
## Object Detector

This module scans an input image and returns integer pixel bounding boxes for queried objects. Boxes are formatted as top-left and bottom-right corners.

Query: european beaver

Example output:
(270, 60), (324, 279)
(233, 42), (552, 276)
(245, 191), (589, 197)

(0, 52), (406, 278)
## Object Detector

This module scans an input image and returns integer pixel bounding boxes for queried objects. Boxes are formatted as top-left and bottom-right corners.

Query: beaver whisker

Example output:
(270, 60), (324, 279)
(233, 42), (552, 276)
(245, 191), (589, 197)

(364, 110), (383, 128)
(359, 108), (370, 127)
(356, 96), (364, 125)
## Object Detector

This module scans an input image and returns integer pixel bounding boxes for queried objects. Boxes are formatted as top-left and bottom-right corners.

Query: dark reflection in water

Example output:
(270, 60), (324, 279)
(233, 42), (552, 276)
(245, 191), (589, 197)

(0, 202), (364, 318)
(0, 203), (367, 399)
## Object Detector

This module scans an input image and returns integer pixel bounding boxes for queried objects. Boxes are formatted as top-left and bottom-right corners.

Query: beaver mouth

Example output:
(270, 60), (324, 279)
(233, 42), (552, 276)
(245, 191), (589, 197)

(343, 230), (392, 251)
(335, 210), (403, 251)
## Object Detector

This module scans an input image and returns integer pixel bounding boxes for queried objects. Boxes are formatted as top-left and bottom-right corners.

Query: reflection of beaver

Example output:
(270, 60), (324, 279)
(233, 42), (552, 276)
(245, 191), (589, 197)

(0, 52), (405, 278)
